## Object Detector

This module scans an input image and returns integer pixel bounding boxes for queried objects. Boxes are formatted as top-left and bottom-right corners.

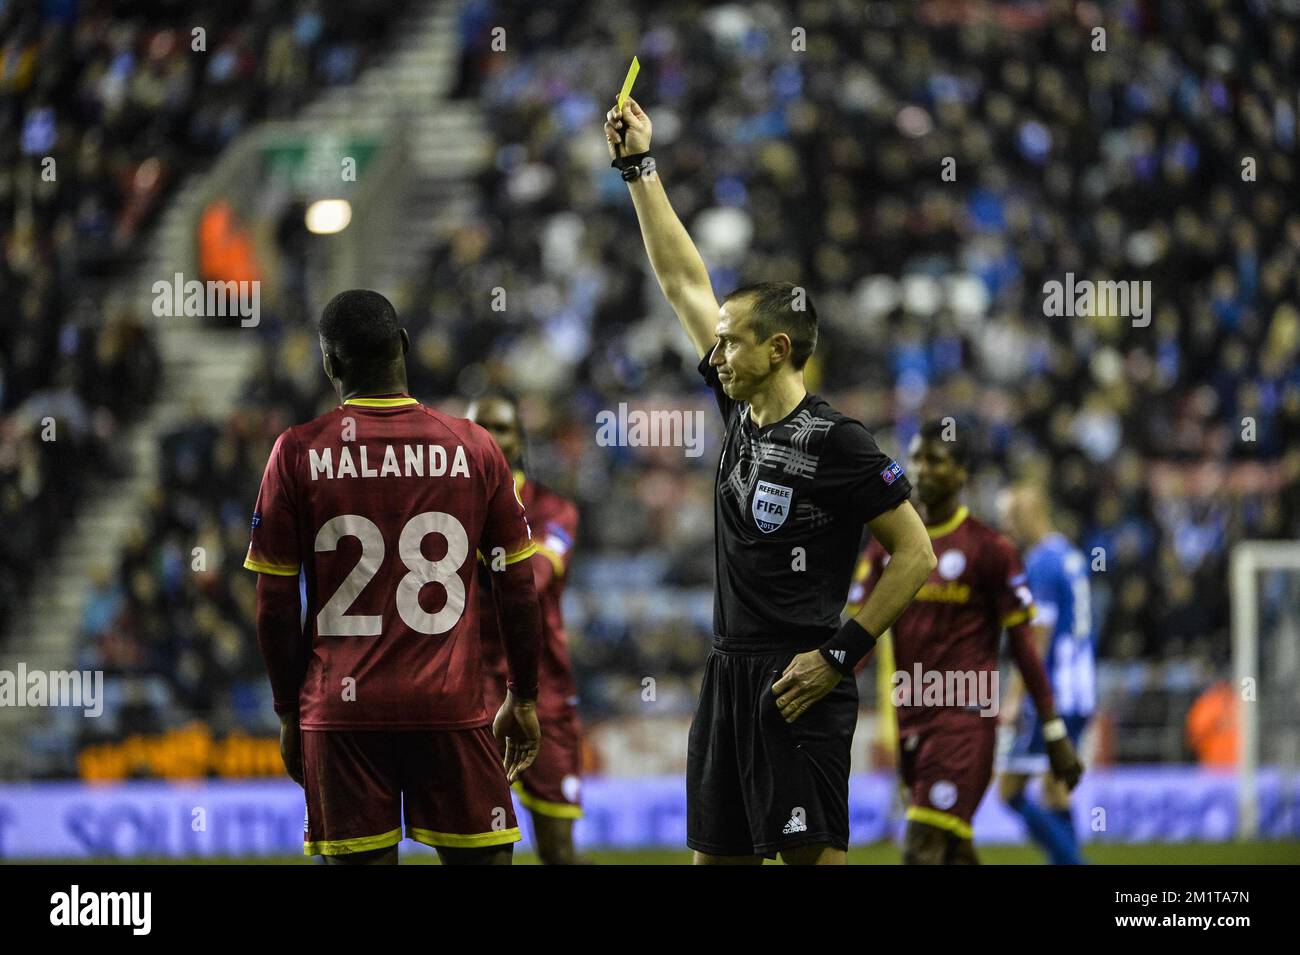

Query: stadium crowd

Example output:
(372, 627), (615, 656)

(18, 0), (1299, 763)
(0, 0), (402, 640)
(446, 0), (1300, 671)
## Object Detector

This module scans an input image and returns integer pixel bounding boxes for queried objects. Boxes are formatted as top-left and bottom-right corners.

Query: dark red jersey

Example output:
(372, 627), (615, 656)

(478, 475), (579, 719)
(848, 506), (1034, 734)
(244, 395), (536, 731)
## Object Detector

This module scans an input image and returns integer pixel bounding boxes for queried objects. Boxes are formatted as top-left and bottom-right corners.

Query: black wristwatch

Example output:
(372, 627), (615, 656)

(612, 151), (656, 182)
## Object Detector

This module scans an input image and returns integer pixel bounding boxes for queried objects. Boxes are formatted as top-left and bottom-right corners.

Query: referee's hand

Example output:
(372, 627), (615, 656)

(773, 651), (841, 723)
(604, 97), (652, 159)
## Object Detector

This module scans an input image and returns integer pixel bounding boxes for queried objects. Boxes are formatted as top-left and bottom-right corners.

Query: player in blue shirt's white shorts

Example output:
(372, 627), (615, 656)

(997, 486), (1094, 864)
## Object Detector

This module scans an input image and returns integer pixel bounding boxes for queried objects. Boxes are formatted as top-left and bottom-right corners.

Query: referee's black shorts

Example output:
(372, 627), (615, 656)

(686, 639), (858, 858)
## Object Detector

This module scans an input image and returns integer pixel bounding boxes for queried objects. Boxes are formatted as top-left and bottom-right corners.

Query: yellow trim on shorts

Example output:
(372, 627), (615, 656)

(906, 806), (974, 841)
(244, 556), (300, 576)
(512, 780), (582, 820)
(407, 826), (521, 849)
(304, 827), (402, 856)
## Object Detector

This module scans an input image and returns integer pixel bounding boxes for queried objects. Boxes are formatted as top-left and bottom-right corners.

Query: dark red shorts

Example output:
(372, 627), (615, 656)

(514, 709), (584, 819)
(302, 726), (519, 856)
(898, 711), (996, 841)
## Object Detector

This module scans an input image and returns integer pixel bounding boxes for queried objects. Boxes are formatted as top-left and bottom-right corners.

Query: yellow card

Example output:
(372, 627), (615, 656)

(617, 56), (640, 111)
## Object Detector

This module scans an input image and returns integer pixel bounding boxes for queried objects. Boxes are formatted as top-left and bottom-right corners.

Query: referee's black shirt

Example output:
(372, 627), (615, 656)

(699, 355), (913, 650)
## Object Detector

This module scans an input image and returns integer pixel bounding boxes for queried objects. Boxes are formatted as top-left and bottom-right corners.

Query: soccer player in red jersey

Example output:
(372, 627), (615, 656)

(245, 289), (544, 865)
(849, 420), (1083, 864)
(468, 395), (586, 865)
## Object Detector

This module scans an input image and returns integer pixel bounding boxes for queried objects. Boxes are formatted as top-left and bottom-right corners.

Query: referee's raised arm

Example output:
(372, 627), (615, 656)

(605, 97), (718, 360)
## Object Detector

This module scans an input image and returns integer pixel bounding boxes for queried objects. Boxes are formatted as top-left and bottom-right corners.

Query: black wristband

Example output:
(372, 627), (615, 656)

(819, 618), (877, 676)
(611, 151), (649, 170)
(611, 151), (655, 181)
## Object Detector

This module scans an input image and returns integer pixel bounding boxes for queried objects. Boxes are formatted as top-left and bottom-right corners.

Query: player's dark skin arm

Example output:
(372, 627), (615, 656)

(999, 622), (1066, 809)
(1006, 621), (1083, 789)
(774, 500), (936, 723)
(532, 550), (557, 592)
(999, 620), (1050, 726)
(253, 572), (307, 786)
(490, 557), (544, 781)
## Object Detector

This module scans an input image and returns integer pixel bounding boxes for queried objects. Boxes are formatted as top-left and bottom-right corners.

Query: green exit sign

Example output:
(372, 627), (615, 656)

(262, 136), (378, 189)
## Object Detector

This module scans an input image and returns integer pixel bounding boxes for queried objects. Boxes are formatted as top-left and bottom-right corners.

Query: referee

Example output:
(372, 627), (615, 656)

(606, 98), (938, 864)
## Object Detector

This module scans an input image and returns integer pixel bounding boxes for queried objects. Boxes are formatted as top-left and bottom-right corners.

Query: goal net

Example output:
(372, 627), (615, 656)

(1230, 541), (1300, 839)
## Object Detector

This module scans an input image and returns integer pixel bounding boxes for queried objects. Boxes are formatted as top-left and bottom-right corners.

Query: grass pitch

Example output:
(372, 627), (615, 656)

(29, 841), (1299, 864)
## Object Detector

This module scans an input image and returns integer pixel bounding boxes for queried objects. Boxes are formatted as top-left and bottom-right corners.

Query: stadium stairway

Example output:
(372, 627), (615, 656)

(300, 0), (489, 296)
(0, 0), (491, 777)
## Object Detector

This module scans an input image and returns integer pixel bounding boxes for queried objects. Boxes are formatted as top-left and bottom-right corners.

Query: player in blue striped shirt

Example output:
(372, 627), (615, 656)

(996, 484), (1095, 864)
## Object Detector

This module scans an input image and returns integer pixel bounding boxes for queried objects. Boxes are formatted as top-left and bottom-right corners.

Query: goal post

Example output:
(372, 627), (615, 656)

(1230, 540), (1300, 840)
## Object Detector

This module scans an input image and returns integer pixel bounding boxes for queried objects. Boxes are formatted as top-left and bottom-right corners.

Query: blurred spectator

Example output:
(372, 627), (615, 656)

(1185, 678), (1239, 767)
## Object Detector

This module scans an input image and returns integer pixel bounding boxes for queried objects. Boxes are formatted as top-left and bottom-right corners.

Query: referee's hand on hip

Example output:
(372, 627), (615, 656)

(773, 652), (842, 723)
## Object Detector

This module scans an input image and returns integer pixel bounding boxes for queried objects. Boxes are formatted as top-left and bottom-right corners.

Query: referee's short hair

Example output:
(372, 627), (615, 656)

(723, 281), (818, 370)
(319, 289), (402, 369)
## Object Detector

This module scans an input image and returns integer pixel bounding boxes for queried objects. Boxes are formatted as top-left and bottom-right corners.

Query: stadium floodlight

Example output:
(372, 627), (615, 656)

(1230, 540), (1300, 840)
(305, 199), (352, 234)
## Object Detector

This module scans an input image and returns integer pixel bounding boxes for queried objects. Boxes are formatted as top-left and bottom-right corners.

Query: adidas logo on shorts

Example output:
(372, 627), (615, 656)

(782, 809), (808, 835)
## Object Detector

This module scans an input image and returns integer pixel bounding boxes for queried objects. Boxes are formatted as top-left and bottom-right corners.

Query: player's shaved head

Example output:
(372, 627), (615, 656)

(467, 393), (524, 470)
(918, 418), (973, 469)
(318, 289), (409, 398)
(910, 419), (972, 510)
(1000, 483), (1052, 549)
